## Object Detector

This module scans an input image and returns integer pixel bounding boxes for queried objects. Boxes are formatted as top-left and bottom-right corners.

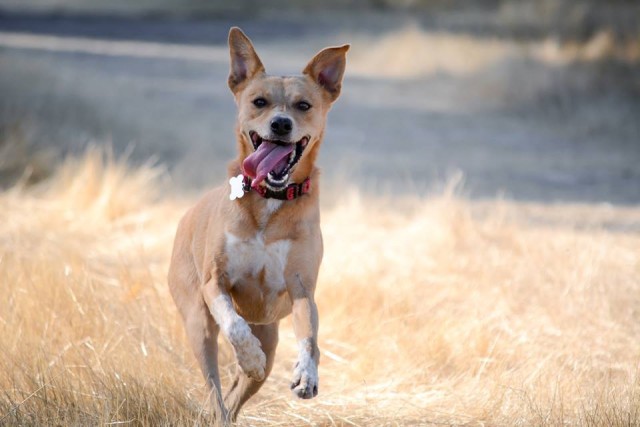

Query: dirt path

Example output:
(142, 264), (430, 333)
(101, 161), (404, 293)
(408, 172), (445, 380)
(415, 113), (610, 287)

(1, 12), (638, 203)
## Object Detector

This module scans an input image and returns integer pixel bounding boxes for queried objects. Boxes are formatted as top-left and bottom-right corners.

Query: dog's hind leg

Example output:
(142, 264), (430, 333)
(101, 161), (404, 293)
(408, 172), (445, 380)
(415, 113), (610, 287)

(183, 300), (228, 422)
(169, 264), (228, 422)
(224, 322), (279, 422)
(168, 219), (229, 422)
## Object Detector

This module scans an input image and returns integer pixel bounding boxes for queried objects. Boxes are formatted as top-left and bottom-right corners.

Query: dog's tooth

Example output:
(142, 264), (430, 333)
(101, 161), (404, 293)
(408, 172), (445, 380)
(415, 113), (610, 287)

(268, 173), (284, 184)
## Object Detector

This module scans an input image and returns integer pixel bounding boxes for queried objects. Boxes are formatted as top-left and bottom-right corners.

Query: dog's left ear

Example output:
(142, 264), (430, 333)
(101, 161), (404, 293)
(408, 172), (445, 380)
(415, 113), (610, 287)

(228, 27), (265, 94)
(303, 44), (349, 102)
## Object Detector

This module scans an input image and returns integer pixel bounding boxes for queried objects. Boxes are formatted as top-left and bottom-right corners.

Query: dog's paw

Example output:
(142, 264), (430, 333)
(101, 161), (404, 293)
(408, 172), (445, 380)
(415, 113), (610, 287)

(237, 336), (266, 381)
(290, 359), (318, 399)
(227, 320), (266, 381)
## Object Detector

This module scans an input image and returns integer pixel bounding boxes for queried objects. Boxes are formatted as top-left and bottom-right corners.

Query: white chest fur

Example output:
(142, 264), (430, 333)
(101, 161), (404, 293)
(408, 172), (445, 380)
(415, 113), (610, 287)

(224, 231), (291, 292)
(258, 199), (283, 228)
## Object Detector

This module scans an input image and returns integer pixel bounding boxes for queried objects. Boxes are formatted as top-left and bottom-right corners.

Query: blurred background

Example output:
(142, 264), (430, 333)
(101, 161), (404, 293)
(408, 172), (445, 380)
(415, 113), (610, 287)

(1, 0), (639, 203)
(1, 3), (639, 424)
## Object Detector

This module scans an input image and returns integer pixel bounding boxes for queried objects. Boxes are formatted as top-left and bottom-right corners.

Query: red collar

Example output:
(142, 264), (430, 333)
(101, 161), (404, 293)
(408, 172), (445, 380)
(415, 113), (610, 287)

(242, 176), (311, 201)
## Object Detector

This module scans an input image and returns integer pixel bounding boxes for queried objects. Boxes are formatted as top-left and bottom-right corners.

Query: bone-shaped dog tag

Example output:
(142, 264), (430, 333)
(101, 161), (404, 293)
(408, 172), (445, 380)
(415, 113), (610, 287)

(229, 174), (245, 200)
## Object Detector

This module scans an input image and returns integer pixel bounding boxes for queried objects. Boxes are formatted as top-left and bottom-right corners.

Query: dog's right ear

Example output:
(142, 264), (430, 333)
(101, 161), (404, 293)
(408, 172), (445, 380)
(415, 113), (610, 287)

(228, 27), (265, 93)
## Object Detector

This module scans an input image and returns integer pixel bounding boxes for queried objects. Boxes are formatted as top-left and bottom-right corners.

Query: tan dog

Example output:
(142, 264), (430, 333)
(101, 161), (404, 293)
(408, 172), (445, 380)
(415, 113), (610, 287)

(168, 27), (348, 423)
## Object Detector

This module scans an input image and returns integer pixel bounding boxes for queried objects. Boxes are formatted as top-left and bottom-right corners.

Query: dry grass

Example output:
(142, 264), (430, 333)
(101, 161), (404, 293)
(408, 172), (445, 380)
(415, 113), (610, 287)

(349, 26), (640, 79)
(1, 149), (639, 426)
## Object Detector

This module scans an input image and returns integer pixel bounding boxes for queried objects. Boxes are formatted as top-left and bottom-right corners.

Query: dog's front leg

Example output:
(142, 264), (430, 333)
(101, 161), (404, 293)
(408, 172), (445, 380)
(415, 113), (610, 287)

(287, 273), (320, 399)
(203, 277), (267, 381)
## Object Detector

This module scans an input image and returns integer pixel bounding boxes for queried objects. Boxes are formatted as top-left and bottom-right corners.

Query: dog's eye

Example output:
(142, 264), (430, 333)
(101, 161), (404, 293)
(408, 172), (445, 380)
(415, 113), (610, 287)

(296, 101), (311, 111)
(253, 98), (268, 108)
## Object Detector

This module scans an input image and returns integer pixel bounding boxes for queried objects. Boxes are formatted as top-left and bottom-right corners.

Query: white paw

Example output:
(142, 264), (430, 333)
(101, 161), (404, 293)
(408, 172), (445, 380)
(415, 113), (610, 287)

(227, 320), (266, 381)
(290, 358), (318, 399)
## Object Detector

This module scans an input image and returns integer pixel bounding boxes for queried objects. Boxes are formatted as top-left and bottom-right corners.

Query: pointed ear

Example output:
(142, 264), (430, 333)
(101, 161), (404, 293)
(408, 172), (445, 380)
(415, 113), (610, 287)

(303, 44), (349, 101)
(228, 27), (265, 93)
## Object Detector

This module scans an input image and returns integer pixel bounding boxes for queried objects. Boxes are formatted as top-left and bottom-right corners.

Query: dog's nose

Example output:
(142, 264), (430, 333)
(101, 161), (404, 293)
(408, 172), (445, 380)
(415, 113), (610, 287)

(270, 116), (293, 136)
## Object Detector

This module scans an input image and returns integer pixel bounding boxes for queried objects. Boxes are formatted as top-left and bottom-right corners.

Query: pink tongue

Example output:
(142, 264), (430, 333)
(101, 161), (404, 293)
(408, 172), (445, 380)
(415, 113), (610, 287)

(242, 141), (295, 188)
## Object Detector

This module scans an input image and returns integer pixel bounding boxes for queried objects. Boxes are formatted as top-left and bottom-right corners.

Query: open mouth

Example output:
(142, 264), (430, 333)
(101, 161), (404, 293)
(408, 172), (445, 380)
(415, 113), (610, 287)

(243, 131), (309, 190)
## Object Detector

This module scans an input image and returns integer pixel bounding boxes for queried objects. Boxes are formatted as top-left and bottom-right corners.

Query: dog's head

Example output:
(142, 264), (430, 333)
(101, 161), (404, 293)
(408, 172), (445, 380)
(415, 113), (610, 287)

(227, 27), (348, 191)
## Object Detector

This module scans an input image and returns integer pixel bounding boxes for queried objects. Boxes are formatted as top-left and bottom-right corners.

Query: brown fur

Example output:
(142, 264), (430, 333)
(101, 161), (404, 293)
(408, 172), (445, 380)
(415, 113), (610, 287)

(168, 27), (348, 423)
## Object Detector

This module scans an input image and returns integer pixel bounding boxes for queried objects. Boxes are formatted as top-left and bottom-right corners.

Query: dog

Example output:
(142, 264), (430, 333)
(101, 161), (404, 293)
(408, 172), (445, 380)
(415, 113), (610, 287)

(168, 27), (348, 423)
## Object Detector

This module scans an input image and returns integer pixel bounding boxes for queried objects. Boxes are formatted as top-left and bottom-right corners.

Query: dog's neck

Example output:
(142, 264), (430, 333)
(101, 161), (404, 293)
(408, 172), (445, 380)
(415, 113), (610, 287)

(227, 165), (320, 230)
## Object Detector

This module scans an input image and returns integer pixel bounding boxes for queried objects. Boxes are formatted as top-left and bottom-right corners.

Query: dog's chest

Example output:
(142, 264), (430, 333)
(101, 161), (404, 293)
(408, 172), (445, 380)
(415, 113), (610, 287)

(224, 231), (291, 292)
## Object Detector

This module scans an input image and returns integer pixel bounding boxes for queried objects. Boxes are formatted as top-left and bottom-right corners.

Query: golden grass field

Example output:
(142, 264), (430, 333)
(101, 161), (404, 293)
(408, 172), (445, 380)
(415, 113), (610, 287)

(1, 149), (639, 426)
